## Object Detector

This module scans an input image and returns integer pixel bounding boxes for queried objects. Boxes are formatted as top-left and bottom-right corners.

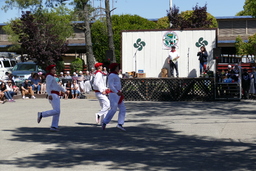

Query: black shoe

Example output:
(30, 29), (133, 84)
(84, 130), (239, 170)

(102, 123), (106, 130)
(37, 112), (42, 123)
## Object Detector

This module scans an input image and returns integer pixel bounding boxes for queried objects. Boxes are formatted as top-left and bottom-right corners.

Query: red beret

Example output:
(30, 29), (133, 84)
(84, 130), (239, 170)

(46, 65), (56, 71)
(94, 63), (103, 68)
(109, 63), (119, 70)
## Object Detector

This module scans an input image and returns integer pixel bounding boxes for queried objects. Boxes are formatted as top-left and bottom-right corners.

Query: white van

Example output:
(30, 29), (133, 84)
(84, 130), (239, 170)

(0, 52), (17, 79)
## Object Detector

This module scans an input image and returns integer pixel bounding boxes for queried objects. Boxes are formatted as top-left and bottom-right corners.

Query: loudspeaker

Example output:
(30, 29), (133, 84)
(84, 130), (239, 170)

(106, 50), (113, 62)
(213, 48), (221, 59)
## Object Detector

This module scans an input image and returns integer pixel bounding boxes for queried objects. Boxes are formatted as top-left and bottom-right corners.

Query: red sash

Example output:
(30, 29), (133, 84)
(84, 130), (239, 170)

(51, 91), (63, 96)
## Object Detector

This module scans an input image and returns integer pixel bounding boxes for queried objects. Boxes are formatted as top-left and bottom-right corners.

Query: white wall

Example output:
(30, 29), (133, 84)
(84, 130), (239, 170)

(122, 29), (216, 78)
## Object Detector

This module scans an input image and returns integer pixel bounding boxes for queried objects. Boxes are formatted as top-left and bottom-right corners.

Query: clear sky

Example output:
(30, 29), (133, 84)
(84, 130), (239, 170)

(0, 0), (246, 23)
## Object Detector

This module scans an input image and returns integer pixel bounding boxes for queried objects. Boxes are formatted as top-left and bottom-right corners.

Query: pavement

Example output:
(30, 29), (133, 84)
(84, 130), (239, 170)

(1, 97), (256, 170)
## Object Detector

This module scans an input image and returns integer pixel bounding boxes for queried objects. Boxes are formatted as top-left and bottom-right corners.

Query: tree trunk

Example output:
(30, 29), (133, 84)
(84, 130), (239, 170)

(105, 0), (116, 63)
(83, 1), (95, 71)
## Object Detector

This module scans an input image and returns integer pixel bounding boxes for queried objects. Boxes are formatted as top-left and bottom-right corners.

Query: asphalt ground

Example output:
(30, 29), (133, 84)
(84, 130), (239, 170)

(1, 97), (256, 171)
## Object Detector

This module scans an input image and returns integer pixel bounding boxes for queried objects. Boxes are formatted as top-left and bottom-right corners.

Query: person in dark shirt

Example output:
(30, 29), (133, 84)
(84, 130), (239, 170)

(21, 79), (36, 99)
(242, 69), (251, 99)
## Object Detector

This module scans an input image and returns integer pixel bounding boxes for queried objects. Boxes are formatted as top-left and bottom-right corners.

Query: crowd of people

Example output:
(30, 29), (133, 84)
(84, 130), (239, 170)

(0, 67), (110, 103)
(217, 64), (256, 99)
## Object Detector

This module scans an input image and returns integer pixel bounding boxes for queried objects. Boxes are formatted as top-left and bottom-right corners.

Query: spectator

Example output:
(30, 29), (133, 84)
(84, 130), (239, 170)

(65, 81), (72, 99)
(65, 71), (72, 79)
(0, 91), (6, 104)
(77, 71), (85, 93)
(71, 80), (80, 99)
(83, 71), (92, 94)
(242, 69), (251, 99)
(72, 72), (78, 81)
(21, 79), (36, 99)
(0, 82), (15, 102)
(54, 74), (60, 82)
(40, 73), (47, 94)
(28, 72), (34, 81)
(59, 72), (65, 82)
(31, 73), (41, 94)
(6, 80), (19, 96)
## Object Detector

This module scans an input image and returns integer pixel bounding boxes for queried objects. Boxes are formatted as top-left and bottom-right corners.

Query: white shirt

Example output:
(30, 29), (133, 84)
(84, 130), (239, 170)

(93, 71), (108, 93)
(46, 74), (65, 95)
(71, 83), (79, 90)
(107, 73), (121, 93)
(169, 51), (179, 61)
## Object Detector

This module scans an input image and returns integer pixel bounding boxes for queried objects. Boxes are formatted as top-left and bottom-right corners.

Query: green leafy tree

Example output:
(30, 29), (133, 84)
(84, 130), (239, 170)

(168, 4), (217, 29)
(91, 15), (157, 63)
(70, 57), (84, 73)
(4, 9), (73, 68)
(235, 34), (256, 62)
(156, 16), (170, 29)
(236, 0), (256, 16)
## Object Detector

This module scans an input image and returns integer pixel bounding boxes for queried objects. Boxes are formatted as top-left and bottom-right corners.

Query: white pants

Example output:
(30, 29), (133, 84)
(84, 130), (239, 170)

(83, 80), (92, 93)
(95, 92), (110, 117)
(103, 93), (126, 125)
(42, 94), (61, 128)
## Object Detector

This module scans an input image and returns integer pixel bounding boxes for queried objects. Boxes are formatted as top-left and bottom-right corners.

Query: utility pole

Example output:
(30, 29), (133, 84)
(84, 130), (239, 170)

(169, 0), (173, 28)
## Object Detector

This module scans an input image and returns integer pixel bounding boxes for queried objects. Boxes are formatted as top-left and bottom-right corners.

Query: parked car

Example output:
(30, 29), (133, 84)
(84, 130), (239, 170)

(0, 52), (17, 79)
(12, 62), (45, 85)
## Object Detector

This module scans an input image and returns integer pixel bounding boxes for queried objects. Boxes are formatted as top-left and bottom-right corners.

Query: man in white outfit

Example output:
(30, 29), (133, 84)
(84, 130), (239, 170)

(37, 65), (67, 132)
(168, 46), (180, 77)
(93, 63), (110, 125)
(102, 63), (126, 131)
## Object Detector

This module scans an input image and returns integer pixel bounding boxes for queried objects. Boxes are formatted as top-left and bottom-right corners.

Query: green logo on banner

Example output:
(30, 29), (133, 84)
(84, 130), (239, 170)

(134, 38), (146, 51)
(163, 31), (179, 49)
(196, 37), (208, 47)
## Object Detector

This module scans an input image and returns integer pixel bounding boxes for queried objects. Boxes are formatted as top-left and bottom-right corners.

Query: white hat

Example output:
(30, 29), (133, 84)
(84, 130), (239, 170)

(228, 65), (232, 68)
(60, 72), (63, 74)
(73, 72), (76, 75)
(67, 71), (70, 74)
(79, 71), (83, 73)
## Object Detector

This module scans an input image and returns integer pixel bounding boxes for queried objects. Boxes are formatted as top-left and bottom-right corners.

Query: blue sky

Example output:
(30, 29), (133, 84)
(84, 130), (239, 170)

(0, 0), (245, 23)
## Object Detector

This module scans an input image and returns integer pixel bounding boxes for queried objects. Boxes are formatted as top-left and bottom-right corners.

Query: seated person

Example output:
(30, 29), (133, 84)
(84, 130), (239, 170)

(65, 81), (72, 99)
(30, 73), (41, 94)
(0, 91), (6, 104)
(21, 79), (36, 99)
(0, 82), (15, 102)
(39, 73), (47, 94)
(6, 79), (19, 96)
(71, 80), (80, 99)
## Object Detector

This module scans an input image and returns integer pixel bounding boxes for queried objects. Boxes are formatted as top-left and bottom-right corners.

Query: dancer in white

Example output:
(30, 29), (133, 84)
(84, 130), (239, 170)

(102, 63), (126, 131)
(37, 65), (67, 132)
(93, 63), (110, 125)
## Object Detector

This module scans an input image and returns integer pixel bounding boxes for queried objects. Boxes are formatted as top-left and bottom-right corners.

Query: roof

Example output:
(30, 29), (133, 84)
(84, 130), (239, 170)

(215, 16), (254, 20)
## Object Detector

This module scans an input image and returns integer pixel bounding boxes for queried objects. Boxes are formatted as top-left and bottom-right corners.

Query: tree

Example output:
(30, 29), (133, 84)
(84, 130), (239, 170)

(235, 34), (256, 62)
(167, 4), (216, 29)
(8, 11), (71, 68)
(71, 0), (96, 71)
(91, 15), (157, 63)
(156, 16), (170, 29)
(105, 0), (116, 62)
(236, 0), (256, 16)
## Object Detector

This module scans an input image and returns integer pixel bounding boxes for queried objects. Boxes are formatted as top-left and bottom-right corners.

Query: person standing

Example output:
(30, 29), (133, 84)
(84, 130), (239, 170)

(197, 46), (208, 75)
(242, 68), (251, 99)
(102, 63), (126, 131)
(168, 46), (180, 77)
(37, 65), (67, 132)
(93, 63), (110, 125)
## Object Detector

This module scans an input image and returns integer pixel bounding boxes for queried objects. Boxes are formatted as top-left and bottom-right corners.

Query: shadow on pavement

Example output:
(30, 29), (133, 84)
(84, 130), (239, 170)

(1, 100), (256, 170)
